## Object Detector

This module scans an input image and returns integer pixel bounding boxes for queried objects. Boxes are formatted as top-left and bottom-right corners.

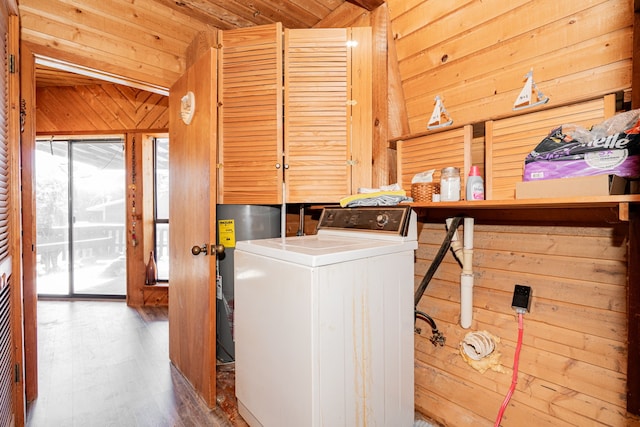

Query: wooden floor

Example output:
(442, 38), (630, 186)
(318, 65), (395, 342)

(26, 300), (247, 427)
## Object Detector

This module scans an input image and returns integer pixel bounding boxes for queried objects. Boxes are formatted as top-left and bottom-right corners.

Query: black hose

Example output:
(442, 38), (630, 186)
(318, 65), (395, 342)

(415, 309), (446, 347)
(415, 309), (437, 330)
(413, 216), (464, 307)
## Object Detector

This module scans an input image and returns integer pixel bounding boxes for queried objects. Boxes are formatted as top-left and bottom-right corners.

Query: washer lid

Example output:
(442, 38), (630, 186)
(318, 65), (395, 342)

(235, 234), (417, 267)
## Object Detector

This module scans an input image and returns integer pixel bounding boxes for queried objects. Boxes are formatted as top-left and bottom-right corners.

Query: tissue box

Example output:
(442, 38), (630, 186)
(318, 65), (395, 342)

(515, 174), (631, 199)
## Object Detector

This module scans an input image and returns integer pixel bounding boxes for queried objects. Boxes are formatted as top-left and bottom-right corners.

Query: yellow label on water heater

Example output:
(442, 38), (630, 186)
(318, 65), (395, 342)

(218, 219), (236, 248)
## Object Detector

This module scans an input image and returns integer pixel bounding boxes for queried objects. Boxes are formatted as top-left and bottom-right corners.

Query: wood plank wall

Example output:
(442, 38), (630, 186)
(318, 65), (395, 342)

(19, 0), (216, 89)
(383, 0), (639, 424)
(35, 85), (168, 133)
(414, 219), (632, 426)
(387, 0), (634, 135)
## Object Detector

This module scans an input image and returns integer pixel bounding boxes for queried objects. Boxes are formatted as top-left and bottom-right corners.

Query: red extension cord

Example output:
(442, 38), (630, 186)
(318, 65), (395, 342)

(494, 312), (524, 427)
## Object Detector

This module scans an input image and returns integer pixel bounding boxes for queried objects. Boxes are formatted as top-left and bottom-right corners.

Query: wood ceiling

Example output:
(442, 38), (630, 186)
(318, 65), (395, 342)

(19, 0), (385, 93)
(155, 0), (383, 29)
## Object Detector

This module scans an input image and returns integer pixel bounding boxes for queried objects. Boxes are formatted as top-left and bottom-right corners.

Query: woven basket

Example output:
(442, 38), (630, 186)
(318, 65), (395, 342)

(411, 182), (440, 203)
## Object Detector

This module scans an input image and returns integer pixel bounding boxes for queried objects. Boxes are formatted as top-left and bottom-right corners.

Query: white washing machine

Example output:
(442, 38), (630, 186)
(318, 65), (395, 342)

(234, 206), (417, 427)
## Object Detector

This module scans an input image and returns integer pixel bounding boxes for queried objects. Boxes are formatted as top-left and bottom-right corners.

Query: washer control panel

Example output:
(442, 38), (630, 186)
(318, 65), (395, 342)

(317, 206), (412, 235)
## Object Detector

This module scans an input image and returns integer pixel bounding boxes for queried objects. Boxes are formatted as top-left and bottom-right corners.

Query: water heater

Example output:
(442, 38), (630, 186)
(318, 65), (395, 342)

(215, 204), (281, 363)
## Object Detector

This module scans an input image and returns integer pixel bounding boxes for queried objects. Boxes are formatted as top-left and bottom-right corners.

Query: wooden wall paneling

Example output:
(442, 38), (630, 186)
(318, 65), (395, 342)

(314, 1), (369, 28)
(484, 95), (614, 201)
(412, 52), (627, 133)
(385, 0), (432, 20)
(19, 2), (377, 92)
(18, 0), (213, 89)
(385, 3), (409, 186)
(136, 91), (169, 130)
(20, 42), (38, 405)
(396, 125), (471, 198)
(391, 0), (479, 60)
(349, 26), (373, 191)
(369, 7), (388, 188)
(386, 0), (633, 133)
(413, 220), (633, 425)
(185, 31), (218, 70)
(470, 132), (485, 179)
(36, 88), (87, 131)
(412, 2), (628, 95)
(346, 0), (384, 11)
(94, 85), (138, 128)
(35, 84), (169, 134)
(628, 206), (640, 414)
(125, 132), (144, 306)
(217, 23), (283, 205)
(64, 86), (121, 130)
(386, 6), (409, 141)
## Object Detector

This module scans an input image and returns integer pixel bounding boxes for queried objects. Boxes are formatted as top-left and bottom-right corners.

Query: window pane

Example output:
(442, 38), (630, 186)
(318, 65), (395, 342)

(155, 138), (169, 220)
(155, 137), (170, 282)
(155, 222), (169, 281)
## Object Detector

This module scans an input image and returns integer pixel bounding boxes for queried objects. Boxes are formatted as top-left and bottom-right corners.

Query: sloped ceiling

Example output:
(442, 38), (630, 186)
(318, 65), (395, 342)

(19, 0), (384, 92)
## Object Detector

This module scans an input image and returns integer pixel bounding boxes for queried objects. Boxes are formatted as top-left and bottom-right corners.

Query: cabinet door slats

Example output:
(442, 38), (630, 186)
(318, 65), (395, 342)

(218, 23), (283, 205)
(397, 126), (472, 199)
(284, 28), (351, 204)
(219, 25), (371, 205)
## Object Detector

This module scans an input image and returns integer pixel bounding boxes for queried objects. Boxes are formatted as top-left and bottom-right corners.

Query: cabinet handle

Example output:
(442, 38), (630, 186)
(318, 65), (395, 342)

(284, 164), (289, 169)
(275, 163), (281, 169)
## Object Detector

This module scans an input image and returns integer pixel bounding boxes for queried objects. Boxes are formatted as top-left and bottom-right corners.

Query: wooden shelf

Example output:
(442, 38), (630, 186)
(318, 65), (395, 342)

(408, 195), (640, 223)
(410, 194), (640, 209)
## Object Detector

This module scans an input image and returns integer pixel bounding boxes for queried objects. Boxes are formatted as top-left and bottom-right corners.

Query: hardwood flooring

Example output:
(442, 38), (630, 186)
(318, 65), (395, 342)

(26, 300), (247, 427)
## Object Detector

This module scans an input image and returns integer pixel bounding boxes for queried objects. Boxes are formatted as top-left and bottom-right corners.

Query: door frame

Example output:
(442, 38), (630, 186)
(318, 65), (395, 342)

(20, 35), (38, 411)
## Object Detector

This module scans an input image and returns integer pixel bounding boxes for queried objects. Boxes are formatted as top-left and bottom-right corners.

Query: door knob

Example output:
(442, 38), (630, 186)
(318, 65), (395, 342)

(191, 244), (208, 256)
(212, 244), (225, 256)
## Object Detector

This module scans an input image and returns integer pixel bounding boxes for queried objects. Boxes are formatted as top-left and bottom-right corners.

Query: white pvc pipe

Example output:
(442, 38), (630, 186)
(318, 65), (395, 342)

(460, 273), (474, 329)
(462, 217), (474, 275)
(461, 217), (474, 329)
(463, 217), (474, 249)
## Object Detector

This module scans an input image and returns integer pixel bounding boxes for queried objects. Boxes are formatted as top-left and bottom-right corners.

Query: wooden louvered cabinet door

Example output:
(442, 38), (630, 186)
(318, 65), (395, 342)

(217, 24), (372, 205)
(217, 23), (284, 204)
(284, 27), (372, 204)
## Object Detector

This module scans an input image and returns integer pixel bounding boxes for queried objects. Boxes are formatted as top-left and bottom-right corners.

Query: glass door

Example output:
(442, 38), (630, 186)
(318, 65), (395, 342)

(35, 138), (127, 297)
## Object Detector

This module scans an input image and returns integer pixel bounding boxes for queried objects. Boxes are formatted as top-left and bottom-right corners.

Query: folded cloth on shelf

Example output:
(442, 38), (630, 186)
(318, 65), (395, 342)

(339, 190), (412, 207)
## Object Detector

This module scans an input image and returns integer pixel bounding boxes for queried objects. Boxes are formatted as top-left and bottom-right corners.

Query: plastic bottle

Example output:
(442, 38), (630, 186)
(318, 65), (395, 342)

(466, 166), (485, 200)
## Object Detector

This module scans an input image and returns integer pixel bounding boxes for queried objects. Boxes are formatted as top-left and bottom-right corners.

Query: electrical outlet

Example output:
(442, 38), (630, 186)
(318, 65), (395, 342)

(511, 284), (531, 313)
